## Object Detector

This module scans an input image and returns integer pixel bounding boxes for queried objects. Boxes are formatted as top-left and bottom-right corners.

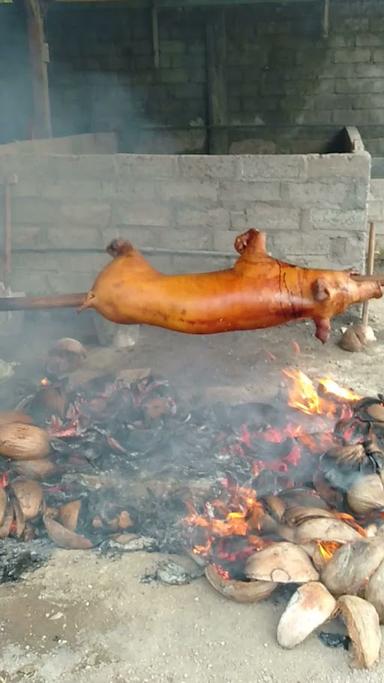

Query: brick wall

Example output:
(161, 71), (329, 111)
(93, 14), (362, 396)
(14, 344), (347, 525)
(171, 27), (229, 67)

(0, 151), (370, 295)
(41, 0), (384, 155)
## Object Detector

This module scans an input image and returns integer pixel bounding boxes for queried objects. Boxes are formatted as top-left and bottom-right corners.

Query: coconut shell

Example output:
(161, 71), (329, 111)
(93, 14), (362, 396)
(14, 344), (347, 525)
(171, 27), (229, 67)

(347, 474), (384, 515)
(0, 501), (14, 538)
(43, 515), (93, 550)
(205, 564), (277, 603)
(0, 411), (33, 426)
(29, 386), (66, 419)
(11, 479), (43, 521)
(281, 488), (329, 510)
(0, 423), (49, 461)
(264, 495), (286, 522)
(283, 506), (334, 528)
(339, 325), (366, 353)
(277, 582), (336, 649)
(12, 496), (25, 538)
(245, 542), (319, 584)
(58, 500), (81, 532)
(14, 458), (56, 479)
(309, 541), (343, 571)
(294, 518), (363, 545)
(321, 539), (384, 597)
(365, 558), (384, 623)
(338, 595), (381, 669)
(50, 338), (87, 357)
(366, 403), (384, 424)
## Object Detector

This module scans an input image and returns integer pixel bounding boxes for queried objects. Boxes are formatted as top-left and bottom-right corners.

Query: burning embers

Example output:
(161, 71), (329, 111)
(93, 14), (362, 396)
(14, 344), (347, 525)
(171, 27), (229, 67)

(1, 349), (384, 668)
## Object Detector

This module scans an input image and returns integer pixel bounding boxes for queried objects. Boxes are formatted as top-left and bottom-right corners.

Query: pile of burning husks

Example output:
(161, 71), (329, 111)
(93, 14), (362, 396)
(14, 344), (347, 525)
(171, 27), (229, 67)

(2, 338), (384, 668)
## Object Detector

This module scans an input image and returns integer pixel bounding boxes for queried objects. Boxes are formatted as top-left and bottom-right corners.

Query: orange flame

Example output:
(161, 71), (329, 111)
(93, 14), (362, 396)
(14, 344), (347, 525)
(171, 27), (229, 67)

(184, 485), (264, 556)
(317, 540), (341, 562)
(40, 377), (50, 386)
(317, 378), (361, 403)
(283, 368), (360, 417)
(283, 369), (321, 415)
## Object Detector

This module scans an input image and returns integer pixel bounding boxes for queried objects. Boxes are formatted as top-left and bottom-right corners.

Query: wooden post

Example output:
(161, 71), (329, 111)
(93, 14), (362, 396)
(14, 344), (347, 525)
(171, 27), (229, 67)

(24, 0), (52, 138)
(206, 9), (228, 154)
(361, 221), (376, 329)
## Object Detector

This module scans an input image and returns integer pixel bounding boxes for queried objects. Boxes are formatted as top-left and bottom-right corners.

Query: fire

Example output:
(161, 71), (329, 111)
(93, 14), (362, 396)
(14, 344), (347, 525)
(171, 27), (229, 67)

(317, 540), (341, 562)
(335, 512), (367, 537)
(317, 378), (361, 403)
(40, 377), (50, 386)
(283, 368), (359, 418)
(184, 483), (264, 558)
(283, 369), (321, 415)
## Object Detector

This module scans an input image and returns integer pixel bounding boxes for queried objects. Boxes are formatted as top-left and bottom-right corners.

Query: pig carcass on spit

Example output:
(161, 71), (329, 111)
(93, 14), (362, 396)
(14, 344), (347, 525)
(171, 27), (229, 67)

(80, 229), (383, 343)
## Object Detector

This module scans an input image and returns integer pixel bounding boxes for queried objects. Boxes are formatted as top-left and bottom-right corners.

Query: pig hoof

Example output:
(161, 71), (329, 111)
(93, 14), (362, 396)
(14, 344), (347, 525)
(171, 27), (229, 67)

(107, 240), (133, 258)
(314, 318), (331, 344)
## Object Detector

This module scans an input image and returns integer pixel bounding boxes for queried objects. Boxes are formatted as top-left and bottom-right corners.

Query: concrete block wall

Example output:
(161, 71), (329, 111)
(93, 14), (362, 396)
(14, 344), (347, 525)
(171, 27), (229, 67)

(0, 151), (370, 295)
(2, 1), (384, 154)
(0, 4), (32, 144)
(368, 178), (384, 249)
(43, 0), (384, 154)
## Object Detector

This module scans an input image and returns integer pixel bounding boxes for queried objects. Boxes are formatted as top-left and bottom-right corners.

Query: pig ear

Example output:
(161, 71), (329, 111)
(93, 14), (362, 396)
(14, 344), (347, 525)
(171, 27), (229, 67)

(312, 278), (331, 302)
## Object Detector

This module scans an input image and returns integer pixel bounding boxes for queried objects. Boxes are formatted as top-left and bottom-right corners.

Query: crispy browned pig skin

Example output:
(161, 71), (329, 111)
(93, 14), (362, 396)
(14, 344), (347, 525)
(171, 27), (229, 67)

(80, 229), (383, 343)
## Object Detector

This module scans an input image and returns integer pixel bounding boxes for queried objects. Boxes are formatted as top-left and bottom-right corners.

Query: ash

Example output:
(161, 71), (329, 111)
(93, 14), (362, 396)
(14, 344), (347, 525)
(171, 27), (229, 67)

(0, 358), (383, 584)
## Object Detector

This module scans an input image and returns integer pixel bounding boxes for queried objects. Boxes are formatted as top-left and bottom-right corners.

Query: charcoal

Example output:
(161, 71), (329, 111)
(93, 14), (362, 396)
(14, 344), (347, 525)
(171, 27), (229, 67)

(0, 539), (51, 583)
(319, 631), (351, 650)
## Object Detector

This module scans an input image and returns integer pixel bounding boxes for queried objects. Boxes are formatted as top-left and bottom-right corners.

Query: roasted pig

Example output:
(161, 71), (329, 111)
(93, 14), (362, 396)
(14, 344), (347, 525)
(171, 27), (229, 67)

(80, 229), (383, 343)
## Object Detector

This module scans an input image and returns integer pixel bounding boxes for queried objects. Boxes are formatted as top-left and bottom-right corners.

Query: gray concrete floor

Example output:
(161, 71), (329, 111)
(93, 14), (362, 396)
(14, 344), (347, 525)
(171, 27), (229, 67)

(0, 301), (384, 682)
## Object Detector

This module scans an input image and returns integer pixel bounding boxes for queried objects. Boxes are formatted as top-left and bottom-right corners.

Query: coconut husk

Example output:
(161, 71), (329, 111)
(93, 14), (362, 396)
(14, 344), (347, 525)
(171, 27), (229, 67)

(321, 539), (384, 597)
(43, 515), (93, 550)
(338, 595), (381, 669)
(339, 324), (373, 353)
(365, 558), (384, 623)
(0, 486), (7, 526)
(49, 338), (87, 357)
(280, 488), (330, 510)
(263, 495), (286, 522)
(0, 423), (50, 460)
(245, 542), (319, 584)
(58, 500), (81, 532)
(0, 501), (14, 539)
(277, 582), (336, 649)
(10, 479), (43, 521)
(366, 403), (384, 424)
(0, 411), (33, 426)
(12, 496), (26, 538)
(14, 458), (56, 480)
(283, 506), (335, 528)
(313, 470), (343, 509)
(294, 518), (363, 545)
(325, 444), (366, 467)
(205, 564), (277, 603)
(28, 385), (67, 419)
(347, 474), (384, 515)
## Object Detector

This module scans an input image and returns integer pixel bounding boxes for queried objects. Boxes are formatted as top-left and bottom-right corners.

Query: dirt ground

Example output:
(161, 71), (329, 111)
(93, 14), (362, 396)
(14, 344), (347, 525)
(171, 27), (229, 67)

(1, 301), (384, 682)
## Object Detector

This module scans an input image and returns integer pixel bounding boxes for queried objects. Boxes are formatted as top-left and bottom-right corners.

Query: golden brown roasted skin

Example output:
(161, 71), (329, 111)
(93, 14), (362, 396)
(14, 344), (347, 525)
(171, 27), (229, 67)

(81, 229), (382, 343)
